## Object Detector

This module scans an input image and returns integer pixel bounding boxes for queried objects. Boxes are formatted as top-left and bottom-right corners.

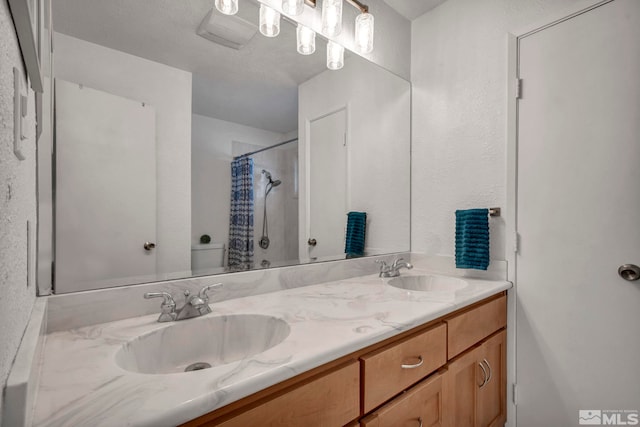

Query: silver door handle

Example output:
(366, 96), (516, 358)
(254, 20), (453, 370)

(144, 242), (156, 251)
(618, 264), (640, 281)
(308, 238), (317, 247)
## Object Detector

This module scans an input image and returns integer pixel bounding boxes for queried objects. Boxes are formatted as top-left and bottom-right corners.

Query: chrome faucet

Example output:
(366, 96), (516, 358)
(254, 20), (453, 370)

(144, 283), (222, 322)
(377, 258), (414, 278)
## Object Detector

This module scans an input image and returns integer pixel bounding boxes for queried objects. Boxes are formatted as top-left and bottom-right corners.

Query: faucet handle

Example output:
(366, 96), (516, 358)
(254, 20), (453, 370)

(198, 283), (222, 301)
(144, 291), (176, 307)
(375, 259), (388, 268)
(144, 292), (177, 322)
(392, 257), (405, 268)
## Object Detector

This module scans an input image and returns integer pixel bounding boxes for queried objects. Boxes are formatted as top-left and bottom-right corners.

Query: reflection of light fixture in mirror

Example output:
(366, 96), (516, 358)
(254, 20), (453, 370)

(327, 40), (344, 70)
(283, 0), (304, 16)
(296, 24), (316, 55)
(215, 0), (238, 15)
(322, 0), (343, 36)
(355, 12), (374, 54)
(259, 4), (281, 37)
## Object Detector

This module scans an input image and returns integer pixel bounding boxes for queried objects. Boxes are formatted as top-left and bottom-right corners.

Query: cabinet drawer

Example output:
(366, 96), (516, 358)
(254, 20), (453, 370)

(361, 323), (447, 413)
(213, 361), (360, 427)
(360, 371), (446, 427)
(446, 295), (506, 359)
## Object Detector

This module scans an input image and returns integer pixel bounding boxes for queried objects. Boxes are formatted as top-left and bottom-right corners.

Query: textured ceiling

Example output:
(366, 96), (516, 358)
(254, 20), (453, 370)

(382, 0), (447, 20)
(52, 0), (331, 133)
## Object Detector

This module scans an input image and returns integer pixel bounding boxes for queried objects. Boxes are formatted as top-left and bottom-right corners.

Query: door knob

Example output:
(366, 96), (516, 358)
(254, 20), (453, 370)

(144, 242), (156, 251)
(618, 264), (640, 281)
(308, 238), (317, 247)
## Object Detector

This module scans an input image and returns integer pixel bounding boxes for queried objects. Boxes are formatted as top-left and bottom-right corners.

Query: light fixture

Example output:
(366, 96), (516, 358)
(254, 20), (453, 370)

(282, 0), (304, 16)
(259, 4), (281, 37)
(214, 0), (375, 66)
(355, 12), (374, 53)
(215, 0), (238, 15)
(326, 40), (344, 70)
(322, 0), (343, 37)
(297, 24), (316, 55)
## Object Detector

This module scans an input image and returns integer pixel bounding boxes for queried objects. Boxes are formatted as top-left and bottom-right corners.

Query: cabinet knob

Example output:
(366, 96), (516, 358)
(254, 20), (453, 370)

(144, 241), (156, 251)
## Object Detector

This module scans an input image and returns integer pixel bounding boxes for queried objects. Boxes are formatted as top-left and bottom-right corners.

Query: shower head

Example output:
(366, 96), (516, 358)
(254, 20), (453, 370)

(262, 170), (281, 187)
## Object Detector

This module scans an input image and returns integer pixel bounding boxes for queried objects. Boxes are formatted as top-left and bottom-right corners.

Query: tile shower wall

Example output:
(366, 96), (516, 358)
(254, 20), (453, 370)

(410, 0), (583, 260)
(0, 0), (37, 417)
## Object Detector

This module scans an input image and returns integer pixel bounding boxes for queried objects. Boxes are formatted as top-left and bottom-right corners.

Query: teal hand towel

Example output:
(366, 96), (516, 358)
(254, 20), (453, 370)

(455, 208), (490, 270)
(345, 211), (366, 257)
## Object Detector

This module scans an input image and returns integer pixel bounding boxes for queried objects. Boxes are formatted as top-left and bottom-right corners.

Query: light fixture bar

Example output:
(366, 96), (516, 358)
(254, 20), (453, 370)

(346, 0), (368, 13)
(303, 0), (368, 13)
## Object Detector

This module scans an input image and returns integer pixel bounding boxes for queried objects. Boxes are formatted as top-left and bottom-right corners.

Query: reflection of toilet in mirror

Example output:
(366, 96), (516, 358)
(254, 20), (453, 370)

(191, 243), (226, 272)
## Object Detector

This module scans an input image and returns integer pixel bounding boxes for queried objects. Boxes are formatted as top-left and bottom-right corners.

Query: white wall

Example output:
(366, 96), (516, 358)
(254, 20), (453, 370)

(0, 0), (38, 417)
(411, 0), (583, 261)
(191, 114), (288, 262)
(299, 55), (411, 259)
(259, 0), (411, 80)
(54, 33), (192, 278)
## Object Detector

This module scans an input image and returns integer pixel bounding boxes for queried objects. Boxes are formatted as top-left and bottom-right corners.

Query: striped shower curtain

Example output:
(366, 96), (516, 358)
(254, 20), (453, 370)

(228, 157), (254, 268)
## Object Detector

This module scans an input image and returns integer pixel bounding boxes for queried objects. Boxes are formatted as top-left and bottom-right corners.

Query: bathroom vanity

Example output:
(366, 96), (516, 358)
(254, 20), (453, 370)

(183, 294), (507, 427)
(27, 269), (510, 427)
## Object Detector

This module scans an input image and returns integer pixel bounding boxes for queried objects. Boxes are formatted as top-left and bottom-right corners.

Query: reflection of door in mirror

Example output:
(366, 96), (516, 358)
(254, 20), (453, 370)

(309, 108), (347, 260)
(54, 80), (157, 293)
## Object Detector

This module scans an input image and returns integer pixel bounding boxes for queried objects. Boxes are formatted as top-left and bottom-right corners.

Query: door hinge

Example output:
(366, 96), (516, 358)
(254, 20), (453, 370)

(513, 231), (520, 254)
(515, 78), (523, 99)
(512, 383), (518, 405)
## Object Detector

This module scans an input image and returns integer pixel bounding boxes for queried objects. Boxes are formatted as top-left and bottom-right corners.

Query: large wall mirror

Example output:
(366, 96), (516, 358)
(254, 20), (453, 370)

(51, 0), (410, 293)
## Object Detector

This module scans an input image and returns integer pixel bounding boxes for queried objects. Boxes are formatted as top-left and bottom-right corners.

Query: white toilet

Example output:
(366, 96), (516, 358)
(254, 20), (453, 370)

(191, 243), (226, 272)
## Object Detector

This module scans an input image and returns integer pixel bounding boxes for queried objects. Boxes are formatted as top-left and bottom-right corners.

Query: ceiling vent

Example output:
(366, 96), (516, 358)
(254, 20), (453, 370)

(197, 8), (258, 50)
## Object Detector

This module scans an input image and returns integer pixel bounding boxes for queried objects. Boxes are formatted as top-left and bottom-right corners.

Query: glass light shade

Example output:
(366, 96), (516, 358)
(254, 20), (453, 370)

(259, 4), (281, 37)
(326, 40), (344, 70)
(214, 0), (238, 15)
(296, 24), (316, 55)
(282, 0), (304, 16)
(322, 0), (343, 37)
(355, 12), (374, 54)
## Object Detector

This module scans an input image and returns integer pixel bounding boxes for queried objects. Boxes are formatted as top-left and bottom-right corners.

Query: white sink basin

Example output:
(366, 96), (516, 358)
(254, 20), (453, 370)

(389, 275), (468, 293)
(115, 314), (290, 374)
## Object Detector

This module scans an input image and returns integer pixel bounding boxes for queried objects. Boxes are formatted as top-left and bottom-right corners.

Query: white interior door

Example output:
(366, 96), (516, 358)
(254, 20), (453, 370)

(55, 80), (157, 293)
(309, 109), (347, 259)
(516, 1), (640, 425)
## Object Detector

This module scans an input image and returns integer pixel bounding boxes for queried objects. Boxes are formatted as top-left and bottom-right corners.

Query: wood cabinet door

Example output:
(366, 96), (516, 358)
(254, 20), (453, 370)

(477, 331), (506, 427)
(213, 361), (360, 427)
(443, 346), (481, 427)
(361, 371), (446, 427)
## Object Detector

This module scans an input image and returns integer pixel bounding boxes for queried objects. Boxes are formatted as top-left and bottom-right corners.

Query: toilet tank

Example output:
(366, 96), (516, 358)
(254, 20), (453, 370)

(191, 243), (225, 271)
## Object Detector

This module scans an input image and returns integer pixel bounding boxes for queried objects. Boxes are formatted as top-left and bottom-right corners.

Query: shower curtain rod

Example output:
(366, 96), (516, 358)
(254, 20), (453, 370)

(233, 137), (298, 160)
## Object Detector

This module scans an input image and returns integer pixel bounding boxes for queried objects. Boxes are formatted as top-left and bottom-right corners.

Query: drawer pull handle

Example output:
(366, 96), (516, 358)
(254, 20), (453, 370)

(401, 356), (424, 369)
(479, 360), (489, 388)
(483, 358), (492, 384)
(417, 417), (423, 427)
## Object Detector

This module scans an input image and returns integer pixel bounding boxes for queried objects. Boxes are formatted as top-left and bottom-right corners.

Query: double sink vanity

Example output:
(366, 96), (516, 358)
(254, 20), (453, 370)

(20, 259), (511, 427)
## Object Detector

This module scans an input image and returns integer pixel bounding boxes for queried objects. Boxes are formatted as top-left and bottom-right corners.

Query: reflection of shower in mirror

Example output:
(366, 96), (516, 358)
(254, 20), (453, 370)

(259, 169), (282, 249)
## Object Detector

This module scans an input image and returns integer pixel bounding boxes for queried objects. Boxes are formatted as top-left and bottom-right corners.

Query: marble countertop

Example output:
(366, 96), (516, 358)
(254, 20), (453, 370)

(33, 269), (511, 427)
